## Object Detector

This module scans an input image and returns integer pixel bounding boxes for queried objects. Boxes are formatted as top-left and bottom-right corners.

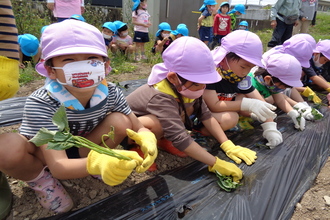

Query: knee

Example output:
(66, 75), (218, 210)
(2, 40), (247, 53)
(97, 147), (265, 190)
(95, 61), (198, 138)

(0, 133), (28, 169)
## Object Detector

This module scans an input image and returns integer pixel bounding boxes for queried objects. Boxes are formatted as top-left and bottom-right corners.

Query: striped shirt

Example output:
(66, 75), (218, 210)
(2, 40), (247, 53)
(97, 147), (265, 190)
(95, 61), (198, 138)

(19, 83), (132, 139)
(0, 0), (19, 60)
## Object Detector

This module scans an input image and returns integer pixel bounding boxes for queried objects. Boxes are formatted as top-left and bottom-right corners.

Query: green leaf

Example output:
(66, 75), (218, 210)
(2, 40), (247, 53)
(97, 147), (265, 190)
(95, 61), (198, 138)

(29, 128), (56, 146)
(53, 131), (70, 142)
(47, 141), (75, 151)
(52, 105), (69, 132)
(311, 108), (323, 120)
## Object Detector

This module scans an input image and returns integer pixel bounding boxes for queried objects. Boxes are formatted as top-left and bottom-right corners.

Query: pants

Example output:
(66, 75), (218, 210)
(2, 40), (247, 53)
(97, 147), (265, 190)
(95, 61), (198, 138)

(267, 18), (294, 48)
(292, 19), (311, 35)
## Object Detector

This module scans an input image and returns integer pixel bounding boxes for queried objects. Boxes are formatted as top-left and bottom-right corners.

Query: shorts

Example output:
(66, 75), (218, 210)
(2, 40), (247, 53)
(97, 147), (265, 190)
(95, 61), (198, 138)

(198, 26), (212, 42)
(133, 31), (149, 43)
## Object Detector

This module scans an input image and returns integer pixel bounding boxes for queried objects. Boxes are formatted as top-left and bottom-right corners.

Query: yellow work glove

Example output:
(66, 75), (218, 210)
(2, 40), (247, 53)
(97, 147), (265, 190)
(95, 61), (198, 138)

(208, 157), (243, 183)
(220, 140), (257, 165)
(87, 150), (142, 186)
(301, 86), (322, 104)
(0, 56), (19, 101)
(126, 129), (158, 173)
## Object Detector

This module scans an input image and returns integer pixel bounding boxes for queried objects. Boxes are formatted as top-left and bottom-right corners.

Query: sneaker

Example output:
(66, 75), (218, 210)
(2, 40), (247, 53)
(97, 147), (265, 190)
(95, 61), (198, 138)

(27, 167), (73, 213)
(157, 138), (188, 158)
(129, 145), (157, 171)
(135, 55), (141, 61)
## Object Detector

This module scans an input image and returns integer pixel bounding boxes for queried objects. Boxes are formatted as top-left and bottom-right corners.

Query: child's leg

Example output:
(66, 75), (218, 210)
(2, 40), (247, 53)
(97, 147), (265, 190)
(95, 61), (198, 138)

(135, 42), (143, 60)
(84, 112), (135, 152)
(289, 88), (305, 102)
(140, 43), (147, 60)
(210, 112), (239, 132)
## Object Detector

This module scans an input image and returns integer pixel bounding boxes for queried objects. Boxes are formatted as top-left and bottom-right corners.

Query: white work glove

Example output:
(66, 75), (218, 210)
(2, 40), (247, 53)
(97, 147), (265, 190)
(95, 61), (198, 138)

(293, 102), (323, 121)
(287, 109), (306, 131)
(241, 98), (277, 122)
(261, 122), (283, 149)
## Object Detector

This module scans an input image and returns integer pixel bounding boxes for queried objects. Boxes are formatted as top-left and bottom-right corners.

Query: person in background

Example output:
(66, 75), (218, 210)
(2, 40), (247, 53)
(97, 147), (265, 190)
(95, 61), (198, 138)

(213, 1), (231, 45)
(47, 0), (84, 22)
(292, 0), (318, 35)
(198, 0), (217, 45)
(0, 0), (20, 219)
(102, 22), (116, 50)
(18, 33), (41, 68)
(238, 20), (249, 30)
(171, 23), (189, 39)
(111, 21), (135, 58)
(228, 4), (246, 30)
(152, 22), (172, 54)
(70, 14), (86, 22)
(127, 36), (257, 181)
(132, 0), (151, 61)
(267, 0), (301, 49)
(203, 30), (283, 149)
(0, 19), (157, 214)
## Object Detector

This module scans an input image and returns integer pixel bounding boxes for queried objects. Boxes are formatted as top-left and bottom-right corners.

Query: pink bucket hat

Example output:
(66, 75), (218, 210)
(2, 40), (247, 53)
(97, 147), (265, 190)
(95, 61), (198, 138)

(313, 40), (330, 60)
(262, 53), (303, 87)
(148, 36), (221, 85)
(211, 30), (263, 68)
(289, 33), (316, 49)
(36, 19), (108, 77)
(281, 38), (313, 68)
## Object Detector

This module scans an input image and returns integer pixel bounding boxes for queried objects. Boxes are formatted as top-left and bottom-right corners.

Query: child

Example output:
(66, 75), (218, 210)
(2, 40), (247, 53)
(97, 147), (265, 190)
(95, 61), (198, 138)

(18, 33), (41, 68)
(228, 4), (246, 30)
(249, 53), (310, 131)
(152, 22), (172, 54)
(70, 14), (86, 22)
(300, 40), (330, 104)
(238, 20), (249, 30)
(132, 0), (151, 61)
(264, 34), (324, 104)
(171, 23), (189, 38)
(127, 36), (258, 183)
(0, 19), (157, 213)
(0, 1), (19, 217)
(203, 30), (283, 149)
(213, 1), (231, 45)
(102, 21), (116, 50)
(111, 21), (135, 58)
(198, 0), (217, 45)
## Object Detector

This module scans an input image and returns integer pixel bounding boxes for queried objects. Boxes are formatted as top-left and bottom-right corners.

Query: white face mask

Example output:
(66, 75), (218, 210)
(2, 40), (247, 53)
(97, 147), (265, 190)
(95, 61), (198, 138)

(121, 31), (128, 37)
(53, 60), (105, 89)
(162, 33), (170, 38)
(314, 55), (323, 68)
(102, 33), (112, 40)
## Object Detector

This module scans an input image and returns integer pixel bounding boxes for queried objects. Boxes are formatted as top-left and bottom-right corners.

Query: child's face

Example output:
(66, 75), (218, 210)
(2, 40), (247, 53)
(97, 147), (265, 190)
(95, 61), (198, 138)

(207, 5), (216, 13)
(235, 11), (242, 16)
(102, 28), (113, 36)
(47, 54), (108, 91)
(313, 53), (330, 65)
(264, 76), (287, 90)
(140, 1), (147, 9)
(120, 31), (129, 38)
(222, 57), (255, 78)
(220, 6), (229, 14)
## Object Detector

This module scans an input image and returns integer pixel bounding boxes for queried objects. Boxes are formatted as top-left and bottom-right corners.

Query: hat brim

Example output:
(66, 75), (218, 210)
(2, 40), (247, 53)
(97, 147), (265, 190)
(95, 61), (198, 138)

(211, 46), (229, 66)
(280, 79), (303, 87)
(21, 48), (38, 57)
(300, 60), (310, 68)
(177, 68), (221, 84)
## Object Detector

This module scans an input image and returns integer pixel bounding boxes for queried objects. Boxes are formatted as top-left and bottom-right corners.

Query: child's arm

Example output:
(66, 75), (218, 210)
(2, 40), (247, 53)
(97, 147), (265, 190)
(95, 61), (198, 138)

(197, 14), (205, 30)
(213, 15), (219, 35)
(132, 17), (148, 27)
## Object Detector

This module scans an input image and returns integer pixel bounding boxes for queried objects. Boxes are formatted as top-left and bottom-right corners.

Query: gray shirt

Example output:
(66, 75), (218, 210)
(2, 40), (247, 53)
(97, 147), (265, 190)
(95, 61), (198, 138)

(271, 0), (302, 21)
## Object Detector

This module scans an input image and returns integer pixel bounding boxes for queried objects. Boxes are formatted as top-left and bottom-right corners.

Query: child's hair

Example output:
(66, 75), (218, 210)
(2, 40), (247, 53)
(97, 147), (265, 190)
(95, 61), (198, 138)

(254, 67), (292, 88)
(166, 74), (203, 130)
(226, 52), (241, 62)
(117, 24), (128, 34)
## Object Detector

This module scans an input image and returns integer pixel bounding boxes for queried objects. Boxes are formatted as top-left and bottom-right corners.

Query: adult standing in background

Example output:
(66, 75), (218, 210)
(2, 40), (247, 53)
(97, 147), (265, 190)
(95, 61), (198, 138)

(267, 0), (301, 49)
(292, 0), (318, 35)
(47, 0), (84, 22)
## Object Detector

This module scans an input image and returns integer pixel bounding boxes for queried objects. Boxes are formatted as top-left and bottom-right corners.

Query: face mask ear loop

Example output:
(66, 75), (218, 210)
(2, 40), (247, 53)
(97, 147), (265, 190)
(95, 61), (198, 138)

(225, 57), (232, 70)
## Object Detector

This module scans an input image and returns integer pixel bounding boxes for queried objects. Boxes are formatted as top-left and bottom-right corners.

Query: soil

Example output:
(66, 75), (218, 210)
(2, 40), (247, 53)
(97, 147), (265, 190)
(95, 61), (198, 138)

(1, 62), (330, 220)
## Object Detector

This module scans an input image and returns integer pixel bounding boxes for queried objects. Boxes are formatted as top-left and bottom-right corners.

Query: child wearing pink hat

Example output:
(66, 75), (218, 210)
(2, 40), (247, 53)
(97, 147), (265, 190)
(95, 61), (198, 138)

(203, 30), (283, 149)
(126, 36), (258, 183)
(0, 19), (157, 213)
(249, 53), (323, 131)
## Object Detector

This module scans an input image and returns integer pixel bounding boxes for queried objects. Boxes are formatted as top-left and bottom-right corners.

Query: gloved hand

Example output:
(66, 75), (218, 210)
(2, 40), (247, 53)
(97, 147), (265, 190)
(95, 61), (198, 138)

(301, 87), (322, 104)
(240, 97), (277, 122)
(208, 157), (243, 183)
(0, 57), (19, 101)
(288, 109), (306, 130)
(126, 129), (158, 173)
(261, 122), (283, 149)
(250, 113), (263, 123)
(219, 140), (257, 165)
(294, 102), (323, 120)
(87, 150), (142, 186)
